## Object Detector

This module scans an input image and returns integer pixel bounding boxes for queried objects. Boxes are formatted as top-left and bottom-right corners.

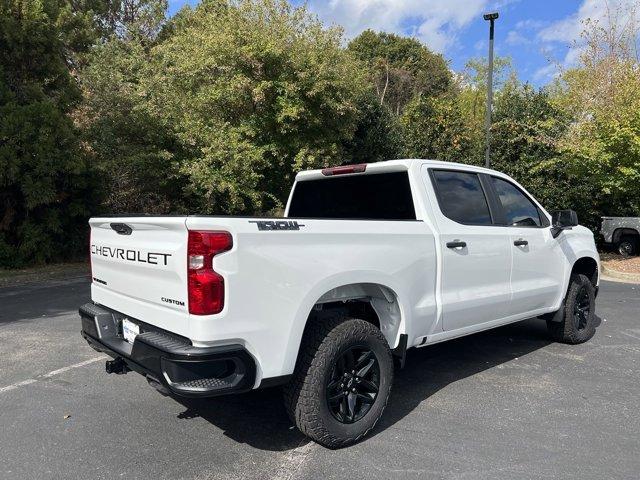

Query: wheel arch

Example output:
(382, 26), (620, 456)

(543, 255), (599, 324)
(311, 283), (403, 348)
(284, 278), (407, 376)
(571, 256), (599, 286)
(612, 227), (640, 244)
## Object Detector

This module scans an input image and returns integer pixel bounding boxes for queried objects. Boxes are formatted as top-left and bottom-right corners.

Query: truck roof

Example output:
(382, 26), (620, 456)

(295, 159), (505, 181)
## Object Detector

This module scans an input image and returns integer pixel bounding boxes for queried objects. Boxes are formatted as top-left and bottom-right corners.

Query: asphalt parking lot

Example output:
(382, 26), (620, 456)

(1, 277), (638, 480)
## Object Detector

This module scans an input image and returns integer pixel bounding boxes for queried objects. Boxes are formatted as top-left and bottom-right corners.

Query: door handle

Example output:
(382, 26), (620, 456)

(446, 240), (467, 249)
(514, 239), (528, 247)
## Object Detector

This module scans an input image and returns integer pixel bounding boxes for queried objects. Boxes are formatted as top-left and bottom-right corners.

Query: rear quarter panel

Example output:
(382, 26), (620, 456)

(185, 216), (436, 381)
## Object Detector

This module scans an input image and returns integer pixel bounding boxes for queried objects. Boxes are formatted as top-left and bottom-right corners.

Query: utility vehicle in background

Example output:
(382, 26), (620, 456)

(601, 216), (640, 256)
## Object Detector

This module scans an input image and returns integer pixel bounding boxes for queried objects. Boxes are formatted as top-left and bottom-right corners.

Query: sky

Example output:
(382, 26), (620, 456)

(166, 0), (627, 86)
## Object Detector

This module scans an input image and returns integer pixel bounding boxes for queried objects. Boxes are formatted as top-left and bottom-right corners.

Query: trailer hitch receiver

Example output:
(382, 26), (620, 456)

(105, 357), (130, 375)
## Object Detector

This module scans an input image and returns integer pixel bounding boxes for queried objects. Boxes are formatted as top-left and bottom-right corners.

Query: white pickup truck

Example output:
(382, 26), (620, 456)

(80, 159), (600, 448)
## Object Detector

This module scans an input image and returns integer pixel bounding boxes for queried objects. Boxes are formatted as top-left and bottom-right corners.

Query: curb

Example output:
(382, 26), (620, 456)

(601, 264), (640, 284)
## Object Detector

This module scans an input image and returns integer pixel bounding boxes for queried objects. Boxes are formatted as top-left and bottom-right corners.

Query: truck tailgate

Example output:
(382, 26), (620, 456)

(89, 217), (190, 336)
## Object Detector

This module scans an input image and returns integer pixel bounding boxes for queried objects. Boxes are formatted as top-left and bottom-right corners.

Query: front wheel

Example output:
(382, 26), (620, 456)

(546, 274), (597, 344)
(283, 316), (393, 449)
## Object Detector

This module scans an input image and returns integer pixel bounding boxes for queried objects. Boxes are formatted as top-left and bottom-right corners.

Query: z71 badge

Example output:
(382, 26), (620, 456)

(248, 220), (305, 231)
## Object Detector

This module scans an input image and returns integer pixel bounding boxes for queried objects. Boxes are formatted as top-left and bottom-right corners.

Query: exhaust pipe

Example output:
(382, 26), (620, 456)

(105, 358), (129, 375)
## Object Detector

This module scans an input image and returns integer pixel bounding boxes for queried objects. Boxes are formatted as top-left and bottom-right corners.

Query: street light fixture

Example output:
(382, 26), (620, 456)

(483, 11), (499, 168)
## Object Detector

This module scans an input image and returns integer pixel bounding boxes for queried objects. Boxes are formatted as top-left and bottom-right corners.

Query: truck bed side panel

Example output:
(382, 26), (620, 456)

(185, 217), (437, 381)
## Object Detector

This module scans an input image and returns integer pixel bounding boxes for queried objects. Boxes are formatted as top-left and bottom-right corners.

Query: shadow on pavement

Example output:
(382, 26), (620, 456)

(371, 317), (553, 439)
(173, 317), (553, 451)
(175, 385), (307, 452)
(0, 277), (90, 324)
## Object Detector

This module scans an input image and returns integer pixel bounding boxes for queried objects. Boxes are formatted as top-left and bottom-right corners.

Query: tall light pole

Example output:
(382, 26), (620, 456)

(483, 12), (498, 168)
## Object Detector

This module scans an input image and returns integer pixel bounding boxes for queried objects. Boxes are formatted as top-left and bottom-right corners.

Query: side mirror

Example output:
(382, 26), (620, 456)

(551, 210), (578, 238)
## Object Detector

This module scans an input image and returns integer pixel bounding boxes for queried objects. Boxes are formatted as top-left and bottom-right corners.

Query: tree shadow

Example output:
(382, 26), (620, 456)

(0, 277), (90, 324)
(173, 317), (555, 451)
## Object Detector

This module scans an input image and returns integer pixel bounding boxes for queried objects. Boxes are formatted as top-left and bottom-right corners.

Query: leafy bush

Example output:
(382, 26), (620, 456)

(0, 0), (96, 267)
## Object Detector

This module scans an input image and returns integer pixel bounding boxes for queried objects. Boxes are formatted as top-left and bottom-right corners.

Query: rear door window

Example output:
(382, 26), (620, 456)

(431, 170), (492, 225)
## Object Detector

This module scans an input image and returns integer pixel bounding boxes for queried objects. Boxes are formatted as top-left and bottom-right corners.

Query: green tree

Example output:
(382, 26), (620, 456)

(348, 30), (452, 116)
(491, 84), (565, 176)
(489, 83), (600, 227)
(78, 0), (181, 215)
(0, 0), (94, 266)
(97, 0), (168, 41)
(456, 55), (517, 164)
(342, 91), (404, 164)
(551, 3), (640, 219)
(401, 93), (471, 162)
(80, 38), (185, 214)
(459, 56), (516, 120)
(138, 0), (366, 214)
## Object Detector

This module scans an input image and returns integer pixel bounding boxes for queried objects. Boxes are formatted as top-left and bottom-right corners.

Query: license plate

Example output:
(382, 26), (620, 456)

(122, 318), (140, 344)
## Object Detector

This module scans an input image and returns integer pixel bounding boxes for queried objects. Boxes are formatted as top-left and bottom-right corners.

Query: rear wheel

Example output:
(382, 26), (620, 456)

(617, 235), (638, 256)
(284, 316), (393, 449)
(546, 274), (596, 344)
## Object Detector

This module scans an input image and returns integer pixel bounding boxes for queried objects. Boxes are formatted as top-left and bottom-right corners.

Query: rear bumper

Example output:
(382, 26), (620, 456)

(79, 302), (256, 398)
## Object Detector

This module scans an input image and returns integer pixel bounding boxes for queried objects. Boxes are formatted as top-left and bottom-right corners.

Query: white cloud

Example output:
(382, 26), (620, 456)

(505, 29), (528, 46)
(532, 63), (557, 82)
(307, 0), (494, 53)
(502, 17), (545, 48)
(537, 0), (638, 68)
(537, 0), (600, 44)
(514, 19), (546, 30)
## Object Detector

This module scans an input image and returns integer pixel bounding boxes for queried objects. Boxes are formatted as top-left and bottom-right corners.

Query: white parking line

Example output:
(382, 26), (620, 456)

(0, 356), (107, 394)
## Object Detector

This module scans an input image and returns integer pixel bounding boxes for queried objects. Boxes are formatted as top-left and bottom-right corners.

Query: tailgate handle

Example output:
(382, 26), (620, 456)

(110, 223), (132, 235)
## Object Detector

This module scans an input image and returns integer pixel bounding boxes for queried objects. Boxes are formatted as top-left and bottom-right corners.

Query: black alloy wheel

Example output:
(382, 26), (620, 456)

(325, 346), (380, 424)
(546, 273), (597, 344)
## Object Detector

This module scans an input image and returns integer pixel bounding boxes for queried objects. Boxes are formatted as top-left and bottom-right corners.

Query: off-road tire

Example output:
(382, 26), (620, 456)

(283, 316), (393, 449)
(546, 273), (597, 344)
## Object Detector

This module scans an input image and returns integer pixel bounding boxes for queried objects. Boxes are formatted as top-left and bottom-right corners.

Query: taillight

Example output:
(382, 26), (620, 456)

(321, 164), (367, 176)
(187, 230), (233, 315)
